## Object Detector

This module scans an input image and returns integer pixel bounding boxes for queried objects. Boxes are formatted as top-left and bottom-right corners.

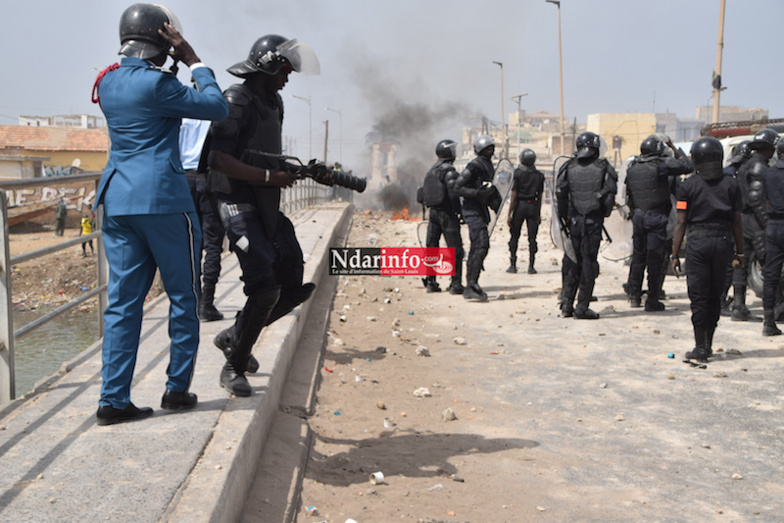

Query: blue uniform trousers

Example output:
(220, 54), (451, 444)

(100, 212), (202, 408)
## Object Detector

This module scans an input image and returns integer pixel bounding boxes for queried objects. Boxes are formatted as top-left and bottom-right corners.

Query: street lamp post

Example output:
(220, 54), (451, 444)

(546, 0), (566, 156)
(325, 107), (342, 164)
(290, 94), (312, 159)
(511, 93), (528, 160)
(492, 61), (507, 158)
(712, 0), (727, 124)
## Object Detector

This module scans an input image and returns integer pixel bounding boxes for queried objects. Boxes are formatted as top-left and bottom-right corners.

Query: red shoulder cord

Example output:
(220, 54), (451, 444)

(91, 63), (120, 108)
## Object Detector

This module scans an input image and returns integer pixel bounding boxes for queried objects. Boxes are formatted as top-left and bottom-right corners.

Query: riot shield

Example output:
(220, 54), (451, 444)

(550, 156), (577, 263)
(487, 158), (515, 238)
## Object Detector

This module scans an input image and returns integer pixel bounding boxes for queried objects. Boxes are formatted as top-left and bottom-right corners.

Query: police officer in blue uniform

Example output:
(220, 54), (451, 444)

(422, 139), (464, 294)
(92, 3), (228, 425)
(732, 128), (778, 321)
(506, 149), (545, 274)
(762, 138), (784, 336)
(556, 132), (618, 319)
(205, 35), (322, 396)
(454, 135), (500, 301)
(671, 137), (744, 363)
(625, 135), (692, 311)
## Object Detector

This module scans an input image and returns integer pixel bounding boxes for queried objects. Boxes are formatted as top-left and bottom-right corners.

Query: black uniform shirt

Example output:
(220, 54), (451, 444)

(764, 160), (784, 216)
(512, 165), (545, 200)
(675, 174), (742, 225)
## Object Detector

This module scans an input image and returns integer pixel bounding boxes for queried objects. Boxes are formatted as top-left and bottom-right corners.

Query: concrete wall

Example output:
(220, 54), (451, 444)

(587, 113), (657, 164)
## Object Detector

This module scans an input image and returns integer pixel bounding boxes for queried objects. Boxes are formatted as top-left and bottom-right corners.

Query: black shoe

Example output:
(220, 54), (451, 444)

(215, 328), (260, 374)
(96, 403), (153, 426)
(160, 390), (198, 411)
(527, 265), (537, 274)
(684, 349), (709, 363)
(645, 301), (665, 312)
(506, 265), (517, 273)
(220, 362), (252, 397)
(731, 305), (761, 322)
(629, 297), (642, 308)
(763, 323), (782, 337)
(426, 282), (442, 293)
(463, 284), (488, 301)
(561, 305), (574, 318)
(448, 283), (464, 295)
(574, 308), (600, 320)
(200, 303), (224, 322)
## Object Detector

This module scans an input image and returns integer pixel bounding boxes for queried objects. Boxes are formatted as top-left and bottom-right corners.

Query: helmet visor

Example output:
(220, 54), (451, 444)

(277, 39), (320, 75)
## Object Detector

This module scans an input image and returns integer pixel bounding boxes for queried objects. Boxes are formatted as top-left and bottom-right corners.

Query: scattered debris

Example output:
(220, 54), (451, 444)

(416, 346), (430, 357)
(453, 336), (467, 346)
(442, 408), (457, 421)
(413, 387), (431, 398)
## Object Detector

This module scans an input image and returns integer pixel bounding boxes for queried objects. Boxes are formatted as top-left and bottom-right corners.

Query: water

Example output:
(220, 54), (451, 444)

(12, 307), (101, 398)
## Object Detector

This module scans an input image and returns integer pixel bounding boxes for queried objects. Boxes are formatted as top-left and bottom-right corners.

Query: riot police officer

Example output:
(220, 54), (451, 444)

(422, 139), (464, 294)
(732, 128), (778, 321)
(454, 135), (500, 301)
(506, 148), (545, 274)
(205, 34), (322, 396)
(724, 140), (751, 177)
(720, 140), (751, 314)
(671, 137), (743, 363)
(762, 138), (784, 336)
(556, 132), (618, 319)
(625, 135), (692, 311)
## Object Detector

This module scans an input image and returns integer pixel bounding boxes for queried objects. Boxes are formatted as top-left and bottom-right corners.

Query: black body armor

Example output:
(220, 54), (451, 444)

(626, 157), (671, 213)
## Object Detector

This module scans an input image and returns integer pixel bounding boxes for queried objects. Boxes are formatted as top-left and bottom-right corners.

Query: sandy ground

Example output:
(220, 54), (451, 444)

(7, 226), (99, 311)
(296, 206), (784, 522)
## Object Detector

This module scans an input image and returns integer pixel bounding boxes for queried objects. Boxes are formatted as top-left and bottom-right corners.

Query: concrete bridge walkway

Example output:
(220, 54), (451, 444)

(0, 202), (352, 523)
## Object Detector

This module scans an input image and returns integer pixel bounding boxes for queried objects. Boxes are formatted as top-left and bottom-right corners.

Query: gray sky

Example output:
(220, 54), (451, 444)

(1, 0), (782, 171)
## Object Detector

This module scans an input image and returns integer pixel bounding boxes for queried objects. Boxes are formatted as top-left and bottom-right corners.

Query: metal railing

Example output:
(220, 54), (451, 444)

(0, 175), (331, 405)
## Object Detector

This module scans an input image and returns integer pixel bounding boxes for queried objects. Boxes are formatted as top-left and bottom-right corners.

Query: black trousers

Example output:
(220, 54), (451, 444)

(563, 211), (603, 311)
(426, 207), (464, 282)
(508, 200), (540, 260)
(686, 230), (733, 329)
(188, 173), (225, 288)
(627, 209), (668, 299)
(763, 220), (784, 311)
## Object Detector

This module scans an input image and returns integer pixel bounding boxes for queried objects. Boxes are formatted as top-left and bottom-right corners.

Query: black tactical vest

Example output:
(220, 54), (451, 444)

(626, 158), (670, 213)
(567, 159), (605, 215)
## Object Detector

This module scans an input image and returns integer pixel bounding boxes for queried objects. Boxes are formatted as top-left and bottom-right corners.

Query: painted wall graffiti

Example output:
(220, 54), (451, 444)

(5, 184), (96, 213)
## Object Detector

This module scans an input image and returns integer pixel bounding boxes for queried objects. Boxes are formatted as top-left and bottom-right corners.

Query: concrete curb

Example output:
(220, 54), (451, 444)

(165, 203), (352, 522)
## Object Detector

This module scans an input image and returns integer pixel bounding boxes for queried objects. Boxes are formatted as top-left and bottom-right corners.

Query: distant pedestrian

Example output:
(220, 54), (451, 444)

(671, 137), (743, 363)
(54, 198), (67, 237)
(80, 213), (95, 257)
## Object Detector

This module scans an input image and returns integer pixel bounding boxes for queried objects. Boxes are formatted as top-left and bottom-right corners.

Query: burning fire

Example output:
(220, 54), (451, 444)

(390, 207), (419, 221)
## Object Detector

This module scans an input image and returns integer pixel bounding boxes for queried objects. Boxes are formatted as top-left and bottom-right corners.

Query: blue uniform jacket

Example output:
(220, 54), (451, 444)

(95, 57), (228, 215)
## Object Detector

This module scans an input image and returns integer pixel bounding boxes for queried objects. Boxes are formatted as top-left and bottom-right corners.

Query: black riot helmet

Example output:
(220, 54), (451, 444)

(691, 136), (724, 181)
(749, 128), (779, 151)
(228, 34), (320, 78)
(118, 3), (181, 60)
(728, 140), (752, 164)
(435, 139), (457, 161)
(777, 138), (784, 159)
(473, 134), (495, 157)
(520, 148), (537, 167)
(640, 135), (665, 157)
(575, 131), (601, 159)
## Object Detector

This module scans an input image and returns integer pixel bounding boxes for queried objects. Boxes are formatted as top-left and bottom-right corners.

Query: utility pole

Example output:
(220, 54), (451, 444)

(492, 61), (507, 158)
(323, 120), (329, 163)
(511, 93), (528, 160)
(546, 0), (566, 155)
(712, 0), (727, 124)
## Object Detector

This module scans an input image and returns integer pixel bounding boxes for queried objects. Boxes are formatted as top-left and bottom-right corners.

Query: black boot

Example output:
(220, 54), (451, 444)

(464, 258), (487, 301)
(215, 324), (260, 374)
(706, 325), (715, 357)
(685, 326), (709, 363)
(731, 286), (761, 322)
(527, 254), (537, 274)
(424, 276), (441, 293)
(628, 288), (642, 308)
(217, 288), (280, 395)
(200, 284), (224, 322)
(506, 255), (517, 274)
(763, 310), (782, 336)
(448, 276), (464, 295)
